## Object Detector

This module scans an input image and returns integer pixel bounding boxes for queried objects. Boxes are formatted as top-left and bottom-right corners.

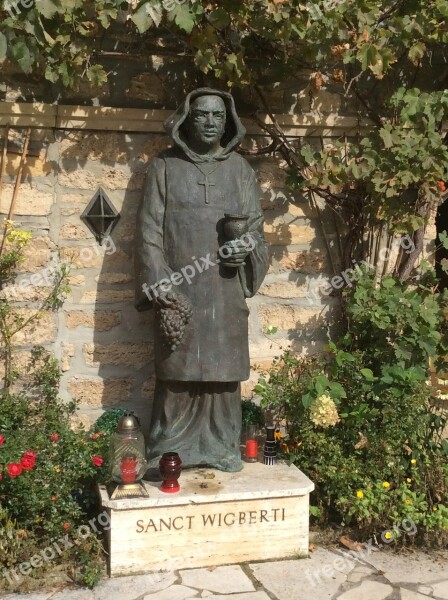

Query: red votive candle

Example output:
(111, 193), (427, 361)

(120, 457), (137, 484)
(245, 439), (258, 459)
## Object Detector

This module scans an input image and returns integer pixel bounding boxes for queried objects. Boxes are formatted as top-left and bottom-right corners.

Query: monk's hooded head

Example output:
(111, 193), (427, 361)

(164, 88), (246, 163)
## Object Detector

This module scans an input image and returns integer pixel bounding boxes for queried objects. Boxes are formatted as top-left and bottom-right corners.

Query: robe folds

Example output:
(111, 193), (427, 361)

(135, 88), (270, 471)
(135, 148), (269, 382)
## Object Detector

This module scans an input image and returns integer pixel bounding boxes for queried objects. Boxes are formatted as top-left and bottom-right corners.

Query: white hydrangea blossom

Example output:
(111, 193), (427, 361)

(309, 394), (340, 428)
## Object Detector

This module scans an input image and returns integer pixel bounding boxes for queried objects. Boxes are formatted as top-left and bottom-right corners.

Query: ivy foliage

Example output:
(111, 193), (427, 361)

(297, 87), (448, 235)
(0, 0), (446, 88)
(1, 0), (447, 269)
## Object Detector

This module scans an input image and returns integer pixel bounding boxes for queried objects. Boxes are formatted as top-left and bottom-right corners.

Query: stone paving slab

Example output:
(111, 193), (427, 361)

(0, 595), (55, 600)
(346, 564), (378, 584)
(417, 586), (434, 596)
(143, 584), (199, 600)
(186, 594), (270, 600)
(1, 547), (447, 600)
(49, 590), (94, 600)
(92, 572), (177, 600)
(432, 581), (448, 600)
(336, 580), (393, 599)
(179, 566), (255, 594)
(364, 551), (447, 586)
(400, 589), (433, 599)
(249, 548), (353, 599)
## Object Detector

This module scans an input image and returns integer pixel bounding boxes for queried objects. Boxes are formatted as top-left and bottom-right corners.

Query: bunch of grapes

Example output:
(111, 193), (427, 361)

(157, 292), (193, 352)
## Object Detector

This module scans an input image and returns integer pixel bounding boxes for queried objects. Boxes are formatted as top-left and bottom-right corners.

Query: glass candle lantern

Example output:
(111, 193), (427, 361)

(241, 423), (261, 463)
(109, 414), (149, 499)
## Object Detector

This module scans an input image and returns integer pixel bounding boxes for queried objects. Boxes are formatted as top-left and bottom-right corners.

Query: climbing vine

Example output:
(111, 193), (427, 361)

(1, 0), (447, 275)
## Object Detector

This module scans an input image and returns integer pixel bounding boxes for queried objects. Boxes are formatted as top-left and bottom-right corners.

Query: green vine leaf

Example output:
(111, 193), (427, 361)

(0, 32), (6, 62)
(438, 231), (448, 250)
(170, 3), (197, 33)
(36, 0), (62, 19)
(131, 4), (155, 33)
(86, 64), (108, 86)
(10, 40), (33, 73)
(208, 8), (230, 29)
(408, 41), (426, 65)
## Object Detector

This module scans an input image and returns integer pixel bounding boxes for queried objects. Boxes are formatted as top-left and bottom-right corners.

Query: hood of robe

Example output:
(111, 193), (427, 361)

(164, 88), (246, 163)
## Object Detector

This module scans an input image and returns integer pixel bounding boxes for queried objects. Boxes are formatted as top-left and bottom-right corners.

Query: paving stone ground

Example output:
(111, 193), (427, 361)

(1, 546), (447, 600)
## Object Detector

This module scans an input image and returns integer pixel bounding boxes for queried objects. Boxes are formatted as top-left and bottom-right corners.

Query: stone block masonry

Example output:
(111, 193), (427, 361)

(0, 125), (341, 427)
(99, 462), (314, 575)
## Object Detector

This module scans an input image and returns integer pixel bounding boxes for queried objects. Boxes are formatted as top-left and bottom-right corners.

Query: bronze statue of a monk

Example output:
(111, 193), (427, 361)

(135, 88), (269, 472)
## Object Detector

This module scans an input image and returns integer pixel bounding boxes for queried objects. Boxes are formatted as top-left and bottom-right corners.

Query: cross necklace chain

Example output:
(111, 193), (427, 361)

(194, 162), (221, 205)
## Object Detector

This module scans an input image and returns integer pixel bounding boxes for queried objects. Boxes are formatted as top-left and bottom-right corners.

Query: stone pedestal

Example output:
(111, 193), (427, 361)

(99, 462), (314, 576)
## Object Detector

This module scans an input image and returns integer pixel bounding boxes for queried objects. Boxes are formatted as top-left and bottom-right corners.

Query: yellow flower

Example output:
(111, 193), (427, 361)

(53, 466), (61, 473)
(433, 506), (438, 512)
(383, 481), (390, 488)
(356, 490), (364, 499)
(406, 478), (412, 483)
(384, 531), (392, 540)
(274, 429), (284, 440)
(405, 498), (411, 505)
(411, 459), (417, 464)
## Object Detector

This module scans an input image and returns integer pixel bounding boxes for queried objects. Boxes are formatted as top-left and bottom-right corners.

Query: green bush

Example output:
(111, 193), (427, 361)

(256, 270), (448, 541)
(0, 347), (107, 587)
(241, 399), (264, 428)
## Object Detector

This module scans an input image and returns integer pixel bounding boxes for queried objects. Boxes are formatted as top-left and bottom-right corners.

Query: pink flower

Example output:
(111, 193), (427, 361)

(50, 433), (59, 442)
(7, 463), (23, 478)
(20, 450), (37, 470)
(91, 456), (103, 467)
(0, 435), (5, 445)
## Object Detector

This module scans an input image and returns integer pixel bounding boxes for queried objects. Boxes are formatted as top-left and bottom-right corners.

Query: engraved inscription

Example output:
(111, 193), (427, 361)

(136, 507), (286, 533)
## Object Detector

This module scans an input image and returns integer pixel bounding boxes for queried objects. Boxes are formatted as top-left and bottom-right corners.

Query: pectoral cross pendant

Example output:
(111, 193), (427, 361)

(198, 176), (216, 205)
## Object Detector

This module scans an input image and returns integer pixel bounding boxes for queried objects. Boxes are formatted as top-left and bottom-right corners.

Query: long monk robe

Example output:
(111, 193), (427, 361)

(135, 88), (270, 472)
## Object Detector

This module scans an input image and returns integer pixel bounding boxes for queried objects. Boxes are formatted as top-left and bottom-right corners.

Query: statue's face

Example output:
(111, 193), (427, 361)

(186, 95), (226, 152)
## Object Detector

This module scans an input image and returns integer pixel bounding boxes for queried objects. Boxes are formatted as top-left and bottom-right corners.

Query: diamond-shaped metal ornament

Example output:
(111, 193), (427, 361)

(81, 188), (120, 245)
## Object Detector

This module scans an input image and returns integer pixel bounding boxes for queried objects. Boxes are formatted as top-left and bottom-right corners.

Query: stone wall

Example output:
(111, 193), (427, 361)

(0, 100), (437, 430)
(0, 120), (341, 430)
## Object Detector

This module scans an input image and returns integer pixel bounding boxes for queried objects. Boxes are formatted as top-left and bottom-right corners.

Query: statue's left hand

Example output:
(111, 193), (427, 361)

(153, 292), (177, 308)
(220, 239), (251, 266)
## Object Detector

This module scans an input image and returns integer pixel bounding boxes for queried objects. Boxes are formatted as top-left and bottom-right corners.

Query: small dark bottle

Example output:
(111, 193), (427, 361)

(263, 426), (277, 466)
(159, 452), (182, 493)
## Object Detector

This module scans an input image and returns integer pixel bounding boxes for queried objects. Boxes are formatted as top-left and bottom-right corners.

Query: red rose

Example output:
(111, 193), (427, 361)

(7, 463), (23, 478)
(50, 433), (59, 442)
(21, 450), (37, 470)
(91, 455), (103, 467)
(0, 435), (5, 445)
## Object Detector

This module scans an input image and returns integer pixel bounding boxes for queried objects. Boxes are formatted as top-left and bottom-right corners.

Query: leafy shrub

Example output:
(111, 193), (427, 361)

(0, 507), (27, 570)
(0, 348), (107, 587)
(340, 263), (448, 370)
(256, 270), (448, 541)
(241, 399), (264, 428)
(91, 408), (133, 436)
